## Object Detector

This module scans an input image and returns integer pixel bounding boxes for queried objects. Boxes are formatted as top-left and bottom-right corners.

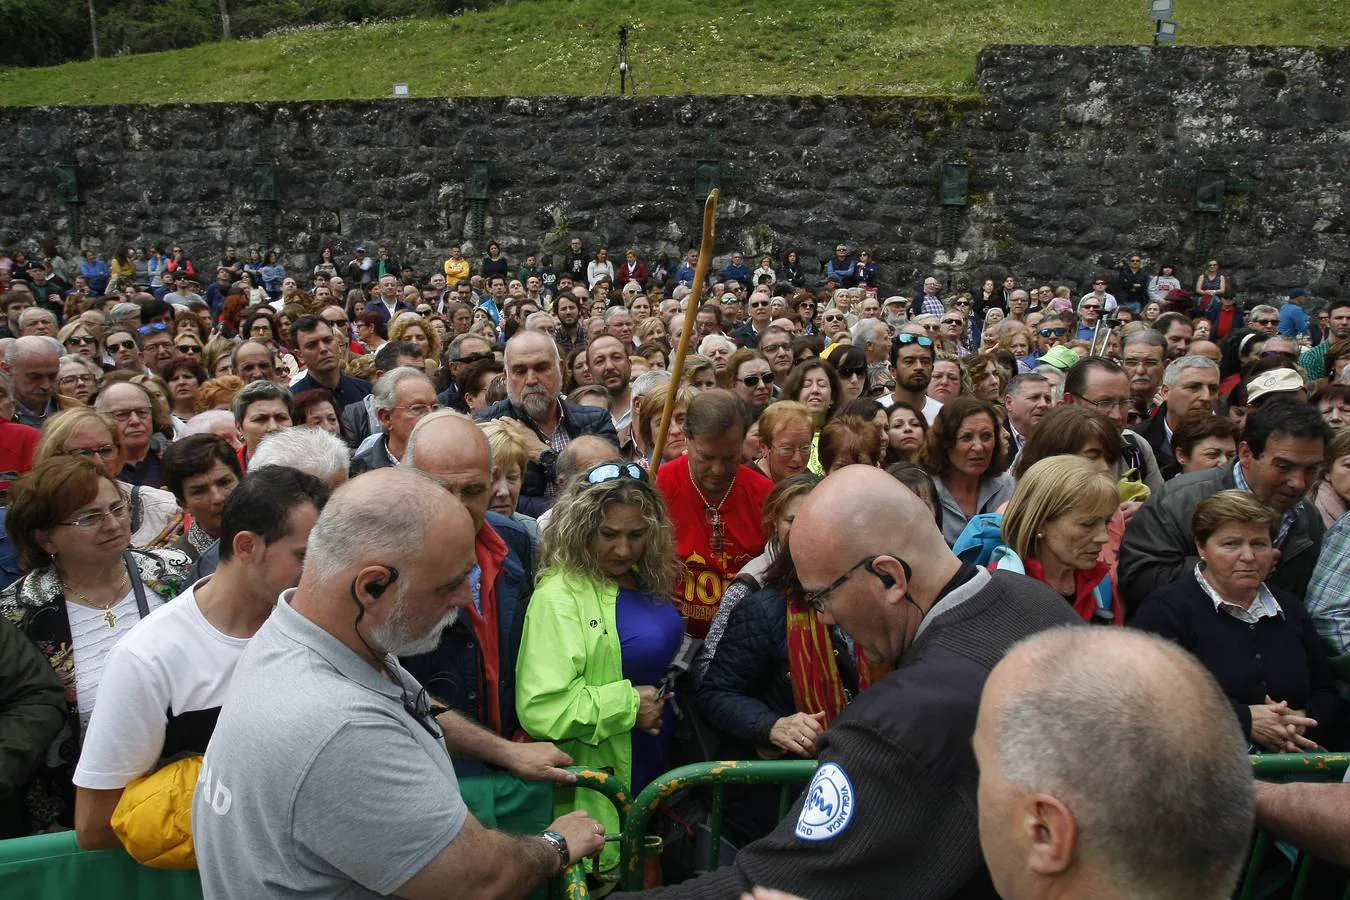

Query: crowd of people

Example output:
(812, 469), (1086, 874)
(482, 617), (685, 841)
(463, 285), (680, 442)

(1, 235), (1348, 898)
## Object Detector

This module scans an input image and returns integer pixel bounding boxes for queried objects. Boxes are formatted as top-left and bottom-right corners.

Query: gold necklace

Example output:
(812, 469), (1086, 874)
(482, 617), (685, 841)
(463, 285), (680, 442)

(65, 567), (130, 629)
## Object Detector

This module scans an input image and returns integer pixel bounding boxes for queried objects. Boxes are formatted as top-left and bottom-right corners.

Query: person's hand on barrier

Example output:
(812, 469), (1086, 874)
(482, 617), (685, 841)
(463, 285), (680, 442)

(503, 741), (576, 784)
(636, 685), (667, 736)
(769, 711), (828, 757)
(549, 810), (606, 866)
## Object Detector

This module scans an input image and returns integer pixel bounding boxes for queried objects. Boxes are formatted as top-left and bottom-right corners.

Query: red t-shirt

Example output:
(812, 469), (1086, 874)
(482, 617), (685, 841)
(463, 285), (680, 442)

(0, 421), (40, 503)
(656, 455), (774, 637)
(1216, 306), (1237, 340)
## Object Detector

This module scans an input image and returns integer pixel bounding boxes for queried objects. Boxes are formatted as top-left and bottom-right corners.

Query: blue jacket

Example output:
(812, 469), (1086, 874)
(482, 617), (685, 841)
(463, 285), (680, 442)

(825, 256), (857, 286)
(696, 586), (795, 754)
(401, 511), (534, 774)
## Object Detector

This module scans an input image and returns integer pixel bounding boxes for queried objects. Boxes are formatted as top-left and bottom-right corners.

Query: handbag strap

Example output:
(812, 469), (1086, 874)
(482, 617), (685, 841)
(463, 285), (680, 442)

(123, 550), (151, 619)
(130, 484), (143, 533)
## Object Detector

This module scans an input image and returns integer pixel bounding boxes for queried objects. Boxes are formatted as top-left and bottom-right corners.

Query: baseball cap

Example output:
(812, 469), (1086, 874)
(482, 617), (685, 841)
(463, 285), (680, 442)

(1247, 368), (1305, 403)
(1289, 288), (1308, 298)
(355, 245), (367, 253)
(1040, 346), (1081, 371)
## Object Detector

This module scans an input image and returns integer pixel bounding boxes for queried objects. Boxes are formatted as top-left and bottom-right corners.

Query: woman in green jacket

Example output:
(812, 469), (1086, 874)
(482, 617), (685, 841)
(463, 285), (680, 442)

(516, 462), (683, 870)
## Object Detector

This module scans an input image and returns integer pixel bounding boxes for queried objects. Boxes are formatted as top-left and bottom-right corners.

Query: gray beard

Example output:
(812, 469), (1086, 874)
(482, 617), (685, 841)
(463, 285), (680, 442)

(369, 591), (459, 657)
(517, 389), (555, 420)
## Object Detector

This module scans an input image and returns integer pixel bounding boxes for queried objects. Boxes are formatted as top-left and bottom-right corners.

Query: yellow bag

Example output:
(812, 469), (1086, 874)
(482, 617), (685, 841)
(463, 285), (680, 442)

(1117, 470), (1151, 505)
(110, 755), (202, 869)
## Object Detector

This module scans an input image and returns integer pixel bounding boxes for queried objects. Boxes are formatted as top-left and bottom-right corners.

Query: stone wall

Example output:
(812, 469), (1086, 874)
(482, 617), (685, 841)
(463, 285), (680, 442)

(1, 44), (1346, 300)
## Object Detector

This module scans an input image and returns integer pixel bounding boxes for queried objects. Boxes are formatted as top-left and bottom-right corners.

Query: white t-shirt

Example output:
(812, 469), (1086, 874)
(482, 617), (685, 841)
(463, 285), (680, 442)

(68, 589), (165, 736)
(878, 392), (944, 425)
(73, 578), (246, 790)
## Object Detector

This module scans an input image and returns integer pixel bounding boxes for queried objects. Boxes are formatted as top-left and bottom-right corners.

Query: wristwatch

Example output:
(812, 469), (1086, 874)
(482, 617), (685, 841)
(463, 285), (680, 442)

(539, 830), (570, 873)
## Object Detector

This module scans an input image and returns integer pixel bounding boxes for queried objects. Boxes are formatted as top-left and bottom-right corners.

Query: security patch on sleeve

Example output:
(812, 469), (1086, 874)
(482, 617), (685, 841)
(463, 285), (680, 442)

(795, 762), (855, 841)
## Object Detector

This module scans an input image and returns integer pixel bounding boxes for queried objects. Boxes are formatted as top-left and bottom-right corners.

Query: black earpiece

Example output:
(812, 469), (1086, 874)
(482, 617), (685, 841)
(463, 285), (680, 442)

(368, 566), (400, 598)
(874, 570), (896, 590)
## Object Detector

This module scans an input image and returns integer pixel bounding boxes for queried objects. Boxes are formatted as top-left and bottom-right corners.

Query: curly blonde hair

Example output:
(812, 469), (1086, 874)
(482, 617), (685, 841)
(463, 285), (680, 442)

(389, 314), (443, 364)
(539, 468), (681, 600)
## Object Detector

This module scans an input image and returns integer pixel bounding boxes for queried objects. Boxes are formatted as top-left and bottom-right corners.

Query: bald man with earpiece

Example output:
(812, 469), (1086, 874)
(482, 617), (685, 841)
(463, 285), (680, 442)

(615, 465), (1080, 900)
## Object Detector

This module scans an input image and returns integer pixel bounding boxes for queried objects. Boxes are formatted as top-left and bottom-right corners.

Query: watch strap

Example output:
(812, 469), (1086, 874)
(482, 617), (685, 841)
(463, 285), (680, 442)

(539, 830), (569, 872)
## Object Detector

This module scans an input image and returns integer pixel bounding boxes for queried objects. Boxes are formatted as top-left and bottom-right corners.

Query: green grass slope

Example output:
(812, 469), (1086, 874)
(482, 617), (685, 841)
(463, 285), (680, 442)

(0, 0), (1343, 106)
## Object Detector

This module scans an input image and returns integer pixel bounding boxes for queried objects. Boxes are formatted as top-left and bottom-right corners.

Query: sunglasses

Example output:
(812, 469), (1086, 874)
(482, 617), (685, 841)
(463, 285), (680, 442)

(740, 373), (775, 387)
(176, 344), (202, 354)
(107, 340), (137, 352)
(895, 333), (935, 348)
(1039, 327), (1068, 337)
(586, 462), (647, 485)
(324, 318), (349, 328)
(456, 352), (494, 365)
(138, 322), (170, 335)
(66, 335), (97, 346)
(940, 318), (963, 326)
(823, 314), (844, 322)
(837, 366), (866, 378)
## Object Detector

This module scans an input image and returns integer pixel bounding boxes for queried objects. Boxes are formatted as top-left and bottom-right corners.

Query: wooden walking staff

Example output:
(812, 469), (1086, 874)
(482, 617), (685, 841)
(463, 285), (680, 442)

(650, 188), (720, 468)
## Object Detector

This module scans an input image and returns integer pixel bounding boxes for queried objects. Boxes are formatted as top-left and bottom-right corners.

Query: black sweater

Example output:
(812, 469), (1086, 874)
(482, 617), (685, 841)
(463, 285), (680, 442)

(617, 570), (1080, 900)
(1132, 575), (1338, 742)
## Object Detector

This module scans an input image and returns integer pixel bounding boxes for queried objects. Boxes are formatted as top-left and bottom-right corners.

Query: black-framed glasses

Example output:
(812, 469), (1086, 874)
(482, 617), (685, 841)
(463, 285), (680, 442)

(324, 318), (349, 328)
(803, 554), (912, 614)
(1039, 327), (1068, 337)
(1066, 393), (1131, 412)
(760, 342), (791, 355)
(138, 322), (170, 335)
(585, 462), (647, 485)
(822, 314), (844, 322)
(740, 373), (775, 387)
(455, 352), (494, 365)
(895, 333), (935, 347)
(66, 335), (97, 346)
(59, 374), (98, 386)
(940, 318), (964, 326)
(70, 444), (116, 460)
(837, 366), (866, 379)
(107, 340), (136, 352)
(176, 344), (202, 354)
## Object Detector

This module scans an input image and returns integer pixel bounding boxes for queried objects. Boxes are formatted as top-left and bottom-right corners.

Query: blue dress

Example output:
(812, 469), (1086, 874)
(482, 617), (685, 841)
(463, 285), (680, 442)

(615, 587), (683, 792)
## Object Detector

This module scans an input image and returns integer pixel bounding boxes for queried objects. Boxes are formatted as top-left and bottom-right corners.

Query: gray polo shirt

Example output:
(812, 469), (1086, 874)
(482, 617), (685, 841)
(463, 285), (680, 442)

(193, 592), (467, 899)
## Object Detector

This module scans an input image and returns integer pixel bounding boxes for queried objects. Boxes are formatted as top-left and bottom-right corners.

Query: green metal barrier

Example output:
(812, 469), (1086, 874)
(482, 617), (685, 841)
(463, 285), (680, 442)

(1240, 753), (1350, 900)
(618, 759), (819, 891)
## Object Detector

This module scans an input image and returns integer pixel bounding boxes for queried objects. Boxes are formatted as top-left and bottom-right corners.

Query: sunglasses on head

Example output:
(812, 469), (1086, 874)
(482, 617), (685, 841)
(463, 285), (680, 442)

(740, 373), (775, 387)
(895, 333), (935, 348)
(1039, 327), (1068, 337)
(586, 462), (647, 485)
(138, 322), (170, 335)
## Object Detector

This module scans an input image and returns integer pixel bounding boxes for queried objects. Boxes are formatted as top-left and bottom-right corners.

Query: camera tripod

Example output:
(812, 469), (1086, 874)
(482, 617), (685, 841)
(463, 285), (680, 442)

(606, 25), (636, 95)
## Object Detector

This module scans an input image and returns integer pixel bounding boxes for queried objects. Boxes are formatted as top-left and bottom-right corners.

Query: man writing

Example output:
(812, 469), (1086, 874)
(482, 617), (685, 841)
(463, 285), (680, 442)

(74, 467), (330, 849)
(620, 466), (1078, 900)
(192, 468), (605, 899)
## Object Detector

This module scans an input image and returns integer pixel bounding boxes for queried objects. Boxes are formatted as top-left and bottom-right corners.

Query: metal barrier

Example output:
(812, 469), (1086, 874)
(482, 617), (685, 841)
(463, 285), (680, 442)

(1240, 753), (1350, 900)
(618, 759), (819, 891)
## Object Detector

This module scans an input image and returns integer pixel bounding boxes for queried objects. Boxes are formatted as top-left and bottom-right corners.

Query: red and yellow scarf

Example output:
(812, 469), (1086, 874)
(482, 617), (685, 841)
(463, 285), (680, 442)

(785, 596), (886, 726)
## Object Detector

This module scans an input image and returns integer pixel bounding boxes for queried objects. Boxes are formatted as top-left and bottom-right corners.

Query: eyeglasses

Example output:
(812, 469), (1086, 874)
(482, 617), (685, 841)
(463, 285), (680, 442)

(1123, 357), (1162, 369)
(58, 374), (97, 386)
(1081, 305), (1101, 311)
(895, 333), (935, 347)
(138, 322), (170, 335)
(70, 444), (116, 460)
(586, 462), (647, 485)
(65, 335), (97, 346)
(108, 406), (153, 422)
(1068, 394), (1131, 411)
(1093, 282), (1107, 287)
(740, 373), (775, 387)
(324, 318), (349, 328)
(1039, 327), (1068, 337)
(804, 555), (912, 614)
(940, 318), (964, 326)
(176, 344), (202, 354)
(749, 301), (769, 309)
(107, 340), (137, 353)
(455, 352), (494, 365)
(822, 314), (844, 322)
(837, 366), (866, 379)
(59, 502), (130, 529)
(393, 403), (441, 417)
(1252, 318), (1278, 326)
(953, 300), (971, 308)
(771, 443), (813, 460)
(760, 342), (791, 355)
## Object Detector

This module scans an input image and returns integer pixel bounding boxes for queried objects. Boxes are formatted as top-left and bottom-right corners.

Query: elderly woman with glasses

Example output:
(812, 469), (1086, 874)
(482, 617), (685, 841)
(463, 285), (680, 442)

(57, 356), (102, 406)
(515, 463), (682, 872)
(35, 407), (184, 548)
(1, 456), (190, 835)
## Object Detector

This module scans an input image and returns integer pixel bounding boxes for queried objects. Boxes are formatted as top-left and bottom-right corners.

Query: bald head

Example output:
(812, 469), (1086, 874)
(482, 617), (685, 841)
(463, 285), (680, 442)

(789, 466), (959, 666)
(556, 434), (621, 487)
(976, 627), (1252, 900)
(1188, 339), (1222, 364)
(402, 410), (492, 533)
